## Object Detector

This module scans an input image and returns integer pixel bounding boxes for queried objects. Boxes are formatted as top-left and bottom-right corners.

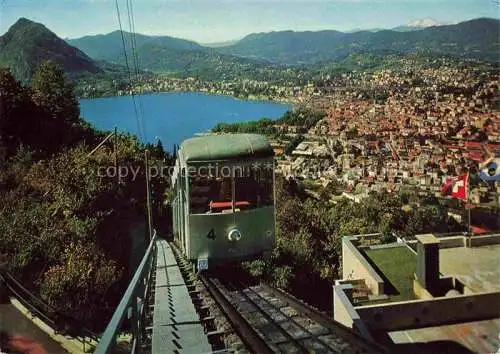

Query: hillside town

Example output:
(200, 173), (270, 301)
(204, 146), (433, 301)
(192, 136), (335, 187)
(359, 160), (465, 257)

(272, 58), (499, 220)
(78, 72), (300, 103)
(78, 54), (500, 215)
(77, 53), (500, 218)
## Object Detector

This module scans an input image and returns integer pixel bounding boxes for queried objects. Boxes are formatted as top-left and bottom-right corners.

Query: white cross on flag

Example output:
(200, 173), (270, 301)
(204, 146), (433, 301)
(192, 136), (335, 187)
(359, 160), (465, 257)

(441, 173), (468, 201)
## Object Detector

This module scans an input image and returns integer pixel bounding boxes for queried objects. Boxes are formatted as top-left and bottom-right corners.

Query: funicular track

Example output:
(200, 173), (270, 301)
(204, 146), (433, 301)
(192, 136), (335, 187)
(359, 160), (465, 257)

(169, 243), (385, 354)
(200, 274), (386, 354)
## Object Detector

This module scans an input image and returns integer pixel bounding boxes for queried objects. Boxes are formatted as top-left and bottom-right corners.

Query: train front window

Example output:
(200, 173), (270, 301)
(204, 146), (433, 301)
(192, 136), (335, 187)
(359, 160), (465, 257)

(234, 166), (273, 209)
(189, 163), (273, 214)
(189, 176), (232, 214)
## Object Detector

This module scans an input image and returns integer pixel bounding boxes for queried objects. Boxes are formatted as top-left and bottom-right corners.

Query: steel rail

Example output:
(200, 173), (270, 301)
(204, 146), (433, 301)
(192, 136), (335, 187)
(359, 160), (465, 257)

(230, 281), (311, 352)
(240, 282), (328, 351)
(198, 273), (274, 354)
(1, 274), (57, 328)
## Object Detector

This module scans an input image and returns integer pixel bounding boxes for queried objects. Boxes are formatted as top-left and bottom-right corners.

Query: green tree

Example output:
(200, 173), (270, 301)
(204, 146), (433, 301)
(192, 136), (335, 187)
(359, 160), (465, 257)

(40, 242), (122, 322)
(0, 68), (38, 155)
(31, 61), (80, 124)
(31, 61), (80, 151)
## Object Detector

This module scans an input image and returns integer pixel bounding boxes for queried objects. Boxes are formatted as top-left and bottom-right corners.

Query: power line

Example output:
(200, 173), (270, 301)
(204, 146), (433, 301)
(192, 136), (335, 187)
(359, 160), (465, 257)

(126, 0), (140, 77)
(125, 0), (147, 139)
(115, 0), (143, 141)
(128, 0), (147, 136)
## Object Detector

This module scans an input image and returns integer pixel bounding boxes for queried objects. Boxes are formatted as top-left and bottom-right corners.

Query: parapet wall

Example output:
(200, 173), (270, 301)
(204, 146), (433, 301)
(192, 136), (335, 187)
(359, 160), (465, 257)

(341, 237), (384, 295)
(434, 236), (464, 248)
(355, 291), (500, 332)
(469, 234), (500, 247)
(332, 284), (373, 341)
(405, 233), (500, 249)
(335, 232), (500, 342)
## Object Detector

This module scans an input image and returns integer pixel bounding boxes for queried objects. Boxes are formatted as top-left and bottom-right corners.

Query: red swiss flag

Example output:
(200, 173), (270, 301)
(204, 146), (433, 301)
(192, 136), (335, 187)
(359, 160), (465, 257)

(441, 173), (468, 201)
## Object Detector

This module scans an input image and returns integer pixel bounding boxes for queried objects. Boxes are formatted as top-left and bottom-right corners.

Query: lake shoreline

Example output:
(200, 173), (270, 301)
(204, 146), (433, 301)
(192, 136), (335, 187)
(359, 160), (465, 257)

(78, 89), (297, 106)
(79, 92), (292, 146)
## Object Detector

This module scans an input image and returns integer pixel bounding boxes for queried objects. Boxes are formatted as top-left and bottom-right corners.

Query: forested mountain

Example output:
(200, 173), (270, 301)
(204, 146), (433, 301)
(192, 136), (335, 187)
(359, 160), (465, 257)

(0, 18), (102, 83)
(66, 31), (204, 62)
(99, 43), (286, 80)
(67, 31), (282, 79)
(1, 17), (498, 84)
(67, 17), (499, 70)
(67, 35), (279, 82)
(0, 17), (287, 86)
(216, 18), (500, 65)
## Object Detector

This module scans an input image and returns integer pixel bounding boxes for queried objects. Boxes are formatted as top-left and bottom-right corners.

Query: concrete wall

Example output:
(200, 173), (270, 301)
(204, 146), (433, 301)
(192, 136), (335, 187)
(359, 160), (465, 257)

(342, 237), (384, 295)
(346, 233), (381, 239)
(413, 276), (461, 299)
(411, 234), (500, 249)
(413, 278), (434, 300)
(469, 234), (500, 247)
(355, 291), (500, 331)
(335, 279), (366, 287)
(332, 284), (373, 341)
(436, 236), (465, 248)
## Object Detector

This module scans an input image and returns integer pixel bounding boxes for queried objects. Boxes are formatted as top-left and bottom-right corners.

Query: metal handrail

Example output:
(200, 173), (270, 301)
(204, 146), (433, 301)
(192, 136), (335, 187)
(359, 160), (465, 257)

(94, 229), (157, 354)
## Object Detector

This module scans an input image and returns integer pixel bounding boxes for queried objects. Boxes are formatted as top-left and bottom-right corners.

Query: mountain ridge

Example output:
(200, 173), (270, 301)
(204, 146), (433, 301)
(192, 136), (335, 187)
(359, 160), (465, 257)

(65, 17), (499, 68)
(215, 17), (499, 65)
(1, 17), (498, 85)
(0, 18), (102, 83)
(66, 31), (203, 63)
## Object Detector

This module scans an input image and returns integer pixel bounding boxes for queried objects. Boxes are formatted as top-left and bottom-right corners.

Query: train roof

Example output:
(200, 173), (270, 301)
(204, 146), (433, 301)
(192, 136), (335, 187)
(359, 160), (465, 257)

(179, 134), (274, 162)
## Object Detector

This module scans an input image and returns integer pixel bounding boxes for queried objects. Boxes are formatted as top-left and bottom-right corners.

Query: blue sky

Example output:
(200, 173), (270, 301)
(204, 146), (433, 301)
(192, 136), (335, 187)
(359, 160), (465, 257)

(0, 0), (498, 43)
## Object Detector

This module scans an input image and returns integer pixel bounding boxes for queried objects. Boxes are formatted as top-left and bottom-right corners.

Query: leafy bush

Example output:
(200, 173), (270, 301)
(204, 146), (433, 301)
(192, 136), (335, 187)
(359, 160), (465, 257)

(0, 61), (169, 330)
(271, 266), (294, 289)
(243, 259), (267, 278)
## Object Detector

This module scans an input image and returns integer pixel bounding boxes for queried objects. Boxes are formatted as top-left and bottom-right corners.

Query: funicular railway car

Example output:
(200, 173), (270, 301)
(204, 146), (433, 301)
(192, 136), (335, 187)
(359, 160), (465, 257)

(171, 134), (276, 269)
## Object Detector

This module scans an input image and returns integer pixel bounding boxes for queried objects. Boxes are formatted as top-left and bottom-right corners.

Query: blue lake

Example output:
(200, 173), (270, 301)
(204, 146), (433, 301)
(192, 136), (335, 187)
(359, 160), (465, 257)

(79, 92), (291, 148)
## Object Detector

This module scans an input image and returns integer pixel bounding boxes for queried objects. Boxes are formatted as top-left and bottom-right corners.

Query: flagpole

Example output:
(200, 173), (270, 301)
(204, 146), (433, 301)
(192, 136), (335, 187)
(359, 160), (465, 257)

(467, 172), (471, 246)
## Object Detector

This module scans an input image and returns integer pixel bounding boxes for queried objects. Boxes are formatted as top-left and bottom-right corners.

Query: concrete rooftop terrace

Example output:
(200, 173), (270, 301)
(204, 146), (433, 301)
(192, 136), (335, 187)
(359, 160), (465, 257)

(338, 233), (500, 353)
(439, 243), (500, 293)
(390, 238), (500, 353)
(361, 237), (500, 303)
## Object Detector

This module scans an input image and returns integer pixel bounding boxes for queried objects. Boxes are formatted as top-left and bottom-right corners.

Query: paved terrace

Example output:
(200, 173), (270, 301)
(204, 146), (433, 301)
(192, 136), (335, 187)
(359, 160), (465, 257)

(439, 243), (500, 293)
(390, 237), (500, 353)
(336, 234), (500, 353)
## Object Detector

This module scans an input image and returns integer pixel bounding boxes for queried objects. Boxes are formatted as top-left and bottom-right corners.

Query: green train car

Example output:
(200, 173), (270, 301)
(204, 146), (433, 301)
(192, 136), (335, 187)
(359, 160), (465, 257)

(171, 134), (276, 269)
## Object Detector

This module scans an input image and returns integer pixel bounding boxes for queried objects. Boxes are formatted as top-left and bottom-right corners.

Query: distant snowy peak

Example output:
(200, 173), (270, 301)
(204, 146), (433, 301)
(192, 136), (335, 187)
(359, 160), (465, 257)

(407, 18), (441, 28)
(392, 18), (442, 32)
